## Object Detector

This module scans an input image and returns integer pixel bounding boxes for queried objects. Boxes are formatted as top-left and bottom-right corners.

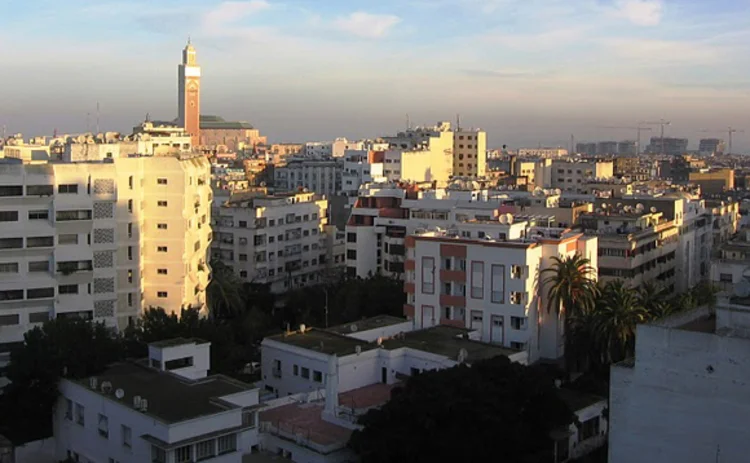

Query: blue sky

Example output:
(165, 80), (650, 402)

(1, 0), (749, 150)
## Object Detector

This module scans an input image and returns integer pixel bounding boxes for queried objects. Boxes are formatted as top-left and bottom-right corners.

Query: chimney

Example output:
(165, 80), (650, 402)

(324, 355), (339, 418)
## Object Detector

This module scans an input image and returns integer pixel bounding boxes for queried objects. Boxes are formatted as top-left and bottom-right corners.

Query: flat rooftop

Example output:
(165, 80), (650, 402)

(265, 329), (378, 356)
(556, 388), (605, 412)
(678, 316), (717, 334)
(149, 337), (207, 348)
(326, 315), (408, 335)
(382, 325), (519, 362)
(259, 383), (395, 447)
(74, 362), (251, 424)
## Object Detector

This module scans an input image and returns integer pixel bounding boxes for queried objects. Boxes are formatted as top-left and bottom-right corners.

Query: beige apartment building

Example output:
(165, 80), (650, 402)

(453, 129), (487, 177)
(212, 191), (341, 293)
(383, 122), (455, 184)
(0, 149), (212, 387)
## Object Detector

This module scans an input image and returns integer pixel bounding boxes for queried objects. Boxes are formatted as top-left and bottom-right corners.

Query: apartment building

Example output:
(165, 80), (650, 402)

(689, 168), (735, 194)
(453, 128), (487, 177)
(698, 138), (725, 156)
(0, 151), (211, 388)
(518, 147), (568, 158)
(711, 228), (750, 292)
(383, 122), (455, 184)
(549, 160), (614, 192)
(304, 138), (363, 158)
(273, 158), (342, 197)
(404, 223), (598, 362)
(579, 209), (678, 292)
(55, 339), (260, 463)
(609, 298), (750, 463)
(211, 191), (336, 293)
(341, 149), (386, 198)
(645, 137), (688, 156)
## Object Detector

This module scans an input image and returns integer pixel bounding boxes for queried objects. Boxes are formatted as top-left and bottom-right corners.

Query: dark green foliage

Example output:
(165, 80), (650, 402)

(0, 318), (124, 444)
(349, 356), (574, 463)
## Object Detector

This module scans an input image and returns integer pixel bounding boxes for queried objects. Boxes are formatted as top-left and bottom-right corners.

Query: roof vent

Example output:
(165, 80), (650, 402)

(133, 396), (142, 409)
(299, 324), (306, 334)
(355, 345), (362, 355)
(100, 381), (113, 394)
(140, 399), (149, 412)
(89, 377), (98, 390)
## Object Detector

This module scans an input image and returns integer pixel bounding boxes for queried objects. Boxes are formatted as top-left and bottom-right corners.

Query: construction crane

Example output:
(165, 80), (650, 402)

(699, 127), (745, 156)
(639, 119), (671, 154)
(597, 125), (653, 155)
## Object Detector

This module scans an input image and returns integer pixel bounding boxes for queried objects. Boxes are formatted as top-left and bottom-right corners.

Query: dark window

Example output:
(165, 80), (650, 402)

(157, 178), (168, 185)
(165, 356), (194, 370)
(0, 238), (23, 249)
(0, 211), (18, 222)
(56, 210), (92, 221)
(0, 314), (19, 326)
(0, 186), (23, 197)
(0, 290), (23, 301)
(26, 185), (53, 196)
(27, 236), (54, 248)
(239, 221), (247, 228)
(27, 287), (54, 299)
(28, 261), (49, 272)
(157, 201), (168, 207)
(29, 312), (50, 323)
(347, 233), (357, 243)
(59, 285), (79, 295)
(347, 249), (357, 259)
(58, 184), (78, 194)
(28, 210), (49, 220)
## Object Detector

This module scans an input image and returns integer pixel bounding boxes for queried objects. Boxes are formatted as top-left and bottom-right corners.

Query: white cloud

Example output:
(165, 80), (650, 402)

(604, 38), (722, 65)
(612, 0), (663, 26)
(332, 12), (401, 39)
(203, 1), (270, 28)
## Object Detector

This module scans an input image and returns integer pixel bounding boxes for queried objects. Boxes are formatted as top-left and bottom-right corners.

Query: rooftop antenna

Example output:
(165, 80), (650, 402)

(86, 112), (91, 134)
(96, 101), (100, 135)
(406, 114), (410, 130)
(456, 113), (461, 131)
(145, 112), (151, 122)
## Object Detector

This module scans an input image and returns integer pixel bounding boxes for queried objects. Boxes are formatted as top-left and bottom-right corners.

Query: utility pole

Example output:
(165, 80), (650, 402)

(96, 101), (100, 135)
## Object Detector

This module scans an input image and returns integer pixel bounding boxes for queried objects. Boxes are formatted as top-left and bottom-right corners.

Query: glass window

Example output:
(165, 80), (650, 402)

(471, 261), (484, 299)
(98, 413), (109, 438)
(75, 403), (85, 426)
(121, 425), (131, 448)
(151, 445), (166, 463)
(421, 257), (435, 294)
(174, 445), (191, 463)
(58, 184), (78, 194)
(217, 434), (237, 455)
(491, 265), (504, 303)
(313, 370), (323, 382)
(196, 439), (216, 460)
(0, 211), (18, 222)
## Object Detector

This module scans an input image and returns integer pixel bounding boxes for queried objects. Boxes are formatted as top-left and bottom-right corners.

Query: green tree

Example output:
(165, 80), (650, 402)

(0, 318), (124, 444)
(349, 356), (574, 463)
(207, 260), (245, 319)
(590, 280), (649, 364)
(541, 254), (598, 371)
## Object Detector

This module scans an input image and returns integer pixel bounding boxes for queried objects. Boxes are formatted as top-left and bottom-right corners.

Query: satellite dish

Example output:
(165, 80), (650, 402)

(499, 214), (508, 224)
(115, 389), (125, 400)
(350, 324), (358, 332)
(650, 207), (657, 213)
(506, 214), (514, 225)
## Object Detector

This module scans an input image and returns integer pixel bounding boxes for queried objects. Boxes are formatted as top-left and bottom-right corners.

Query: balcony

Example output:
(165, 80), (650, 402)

(403, 304), (415, 318)
(404, 282), (415, 294)
(56, 210), (93, 222)
(57, 260), (93, 275)
(405, 259), (415, 271)
(440, 269), (466, 282)
(439, 294), (466, 307)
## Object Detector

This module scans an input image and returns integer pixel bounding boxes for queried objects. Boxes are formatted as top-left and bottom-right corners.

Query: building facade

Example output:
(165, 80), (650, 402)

(273, 159), (342, 198)
(453, 129), (487, 177)
(211, 192), (336, 293)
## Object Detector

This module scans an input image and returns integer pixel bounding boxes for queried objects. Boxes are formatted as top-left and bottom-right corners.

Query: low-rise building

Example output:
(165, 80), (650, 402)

(518, 147), (569, 158)
(689, 168), (735, 194)
(274, 158), (342, 198)
(55, 339), (260, 463)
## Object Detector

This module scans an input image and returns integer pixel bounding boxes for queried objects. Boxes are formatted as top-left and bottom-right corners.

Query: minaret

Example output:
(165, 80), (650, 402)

(178, 38), (201, 147)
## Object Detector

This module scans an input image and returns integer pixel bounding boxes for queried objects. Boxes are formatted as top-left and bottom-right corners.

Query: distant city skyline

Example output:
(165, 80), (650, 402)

(1, 0), (749, 151)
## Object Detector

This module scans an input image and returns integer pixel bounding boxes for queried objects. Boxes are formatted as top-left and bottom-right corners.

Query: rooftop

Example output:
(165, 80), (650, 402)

(200, 115), (255, 130)
(149, 337), (207, 348)
(74, 362), (251, 424)
(555, 388), (606, 412)
(326, 315), (408, 335)
(382, 325), (519, 362)
(265, 329), (378, 356)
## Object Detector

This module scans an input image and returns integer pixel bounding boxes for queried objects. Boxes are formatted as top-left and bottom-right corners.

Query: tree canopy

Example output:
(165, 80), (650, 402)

(349, 356), (575, 463)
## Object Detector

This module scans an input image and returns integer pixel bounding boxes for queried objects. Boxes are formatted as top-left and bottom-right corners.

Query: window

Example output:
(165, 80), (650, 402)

(58, 184), (78, 194)
(157, 246), (168, 253)
(121, 424), (132, 448)
(511, 316), (527, 330)
(128, 223), (133, 238)
(151, 445), (166, 463)
(157, 269), (168, 275)
(128, 293), (133, 307)
(471, 261), (484, 299)
(720, 273), (733, 283)
(27, 287), (54, 299)
(59, 284), (79, 295)
(157, 223), (167, 230)
(26, 185), (53, 196)
(510, 292), (525, 305)
(301, 367), (310, 379)
(196, 439), (216, 460)
(128, 247), (133, 261)
(157, 178), (168, 185)
(510, 265), (524, 279)
(580, 417), (601, 441)
(491, 265), (505, 303)
(65, 399), (73, 420)
(98, 413), (109, 438)
(510, 341), (526, 350)
(27, 236), (54, 248)
(313, 370), (323, 383)
(128, 176), (134, 189)
(28, 210), (49, 220)
(0, 238), (22, 249)
(293, 365), (299, 376)
(217, 434), (237, 455)
(0, 211), (18, 222)
(269, 219), (275, 227)
(157, 291), (168, 298)
(0, 290), (23, 301)
(29, 261), (49, 272)
(29, 312), (49, 323)
(0, 186), (22, 196)
(347, 249), (357, 260)
(0, 314), (19, 326)
(56, 210), (92, 221)
(0, 263), (18, 274)
(128, 199), (133, 213)
(239, 220), (247, 228)
(421, 257), (435, 294)
(239, 254), (247, 261)
(157, 201), (168, 207)
(75, 403), (85, 426)
(59, 234), (78, 245)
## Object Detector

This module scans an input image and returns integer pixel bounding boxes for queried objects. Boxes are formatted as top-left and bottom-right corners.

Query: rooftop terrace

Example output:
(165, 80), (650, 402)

(382, 325), (519, 362)
(265, 329), (378, 356)
(326, 315), (408, 335)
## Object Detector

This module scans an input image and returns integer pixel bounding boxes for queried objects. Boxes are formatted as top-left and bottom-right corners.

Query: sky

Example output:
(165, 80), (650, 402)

(1, 0), (750, 151)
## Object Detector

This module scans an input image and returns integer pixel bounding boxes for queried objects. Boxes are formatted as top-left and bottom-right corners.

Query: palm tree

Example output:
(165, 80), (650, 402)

(637, 282), (674, 320)
(207, 260), (245, 319)
(590, 280), (649, 364)
(541, 254), (598, 372)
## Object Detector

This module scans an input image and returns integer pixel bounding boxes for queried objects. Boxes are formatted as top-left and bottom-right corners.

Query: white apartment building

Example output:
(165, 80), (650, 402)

(518, 147), (569, 158)
(0, 152), (212, 387)
(212, 191), (335, 293)
(405, 225), (598, 362)
(711, 227), (750, 292)
(383, 122), (455, 184)
(55, 339), (260, 463)
(453, 128), (487, 177)
(341, 149), (386, 198)
(304, 139), (363, 158)
(274, 159), (342, 197)
(579, 209), (678, 292)
(609, 297), (750, 463)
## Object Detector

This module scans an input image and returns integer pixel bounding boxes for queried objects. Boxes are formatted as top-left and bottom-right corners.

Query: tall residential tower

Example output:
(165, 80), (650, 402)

(178, 40), (201, 146)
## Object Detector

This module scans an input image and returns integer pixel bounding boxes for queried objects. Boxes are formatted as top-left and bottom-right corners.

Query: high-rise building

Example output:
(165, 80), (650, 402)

(453, 128), (487, 177)
(177, 40), (201, 146)
(699, 138), (725, 155)
(646, 137), (688, 156)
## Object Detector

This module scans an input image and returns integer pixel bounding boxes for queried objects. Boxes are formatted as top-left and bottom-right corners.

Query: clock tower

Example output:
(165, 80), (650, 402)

(178, 39), (201, 146)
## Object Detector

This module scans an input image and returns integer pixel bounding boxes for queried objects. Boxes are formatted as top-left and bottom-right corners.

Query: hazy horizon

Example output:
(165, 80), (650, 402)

(1, 0), (749, 151)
